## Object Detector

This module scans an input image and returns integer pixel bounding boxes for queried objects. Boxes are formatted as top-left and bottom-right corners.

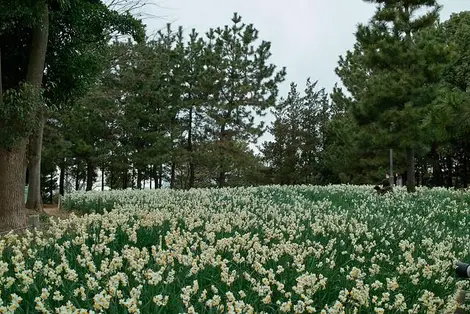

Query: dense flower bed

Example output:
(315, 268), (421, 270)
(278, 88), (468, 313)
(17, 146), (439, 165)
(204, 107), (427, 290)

(2, 185), (470, 313)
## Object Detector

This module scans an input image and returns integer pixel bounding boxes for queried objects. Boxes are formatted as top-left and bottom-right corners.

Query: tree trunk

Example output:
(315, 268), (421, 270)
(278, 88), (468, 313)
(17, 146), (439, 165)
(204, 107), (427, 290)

(131, 167), (135, 189)
(49, 170), (53, 204)
(59, 161), (65, 195)
(0, 0), (48, 230)
(0, 139), (28, 230)
(406, 147), (416, 193)
(463, 154), (468, 188)
(137, 169), (142, 189)
(158, 164), (162, 188)
(109, 167), (114, 190)
(75, 162), (80, 191)
(101, 166), (104, 191)
(218, 123), (227, 188)
(123, 170), (128, 189)
(189, 161), (195, 189)
(170, 162), (176, 189)
(431, 143), (442, 186)
(0, 48), (3, 105)
(188, 106), (195, 189)
(24, 2), (49, 211)
(26, 117), (45, 210)
(26, 1), (49, 87)
(446, 155), (453, 187)
(65, 167), (69, 193)
(218, 171), (226, 188)
(85, 160), (94, 191)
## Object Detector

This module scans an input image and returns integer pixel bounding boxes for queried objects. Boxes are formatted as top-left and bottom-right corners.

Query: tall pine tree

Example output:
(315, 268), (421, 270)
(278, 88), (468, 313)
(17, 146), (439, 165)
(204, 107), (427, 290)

(203, 13), (286, 187)
(337, 0), (448, 192)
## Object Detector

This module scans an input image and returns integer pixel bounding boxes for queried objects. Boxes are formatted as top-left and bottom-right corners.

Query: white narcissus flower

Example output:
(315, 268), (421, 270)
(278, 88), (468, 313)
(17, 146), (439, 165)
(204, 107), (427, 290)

(0, 185), (465, 312)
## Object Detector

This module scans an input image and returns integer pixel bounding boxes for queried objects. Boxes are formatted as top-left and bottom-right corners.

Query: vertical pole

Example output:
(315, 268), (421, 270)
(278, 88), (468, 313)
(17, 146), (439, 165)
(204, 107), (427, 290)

(390, 148), (394, 186)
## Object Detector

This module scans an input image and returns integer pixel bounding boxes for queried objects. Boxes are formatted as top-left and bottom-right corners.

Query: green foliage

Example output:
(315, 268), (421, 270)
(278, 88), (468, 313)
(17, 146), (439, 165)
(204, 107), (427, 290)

(49, 13), (286, 190)
(331, 0), (453, 191)
(45, 0), (145, 106)
(33, 3), (470, 191)
(0, 0), (145, 150)
(201, 13), (286, 186)
(263, 79), (329, 185)
(339, 0), (446, 134)
(0, 0), (39, 32)
(416, 11), (470, 187)
(0, 83), (42, 149)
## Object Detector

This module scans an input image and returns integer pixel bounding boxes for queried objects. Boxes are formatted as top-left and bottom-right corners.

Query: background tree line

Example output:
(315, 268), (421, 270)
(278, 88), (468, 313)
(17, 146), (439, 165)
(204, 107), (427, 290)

(43, 1), (470, 200)
(41, 13), (286, 200)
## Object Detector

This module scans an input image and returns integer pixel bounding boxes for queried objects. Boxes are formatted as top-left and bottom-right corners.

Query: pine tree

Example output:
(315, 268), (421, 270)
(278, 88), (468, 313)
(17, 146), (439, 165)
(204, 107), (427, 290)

(263, 83), (303, 184)
(263, 79), (330, 185)
(203, 13), (286, 187)
(337, 0), (448, 192)
(423, 11), (470, 187)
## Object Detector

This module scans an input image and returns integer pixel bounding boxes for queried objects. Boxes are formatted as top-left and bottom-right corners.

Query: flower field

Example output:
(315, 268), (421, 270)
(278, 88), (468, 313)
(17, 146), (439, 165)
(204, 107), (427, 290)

(1, 185), (470, 313)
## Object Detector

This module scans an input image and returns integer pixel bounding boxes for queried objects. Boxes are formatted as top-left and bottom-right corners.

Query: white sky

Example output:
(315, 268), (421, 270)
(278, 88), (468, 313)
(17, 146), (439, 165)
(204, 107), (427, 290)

(140, 0), (470, 146)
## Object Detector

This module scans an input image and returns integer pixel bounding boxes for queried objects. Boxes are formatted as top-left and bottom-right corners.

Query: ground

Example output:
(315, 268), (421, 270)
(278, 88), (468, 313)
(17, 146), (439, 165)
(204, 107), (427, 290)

(42, 204), (71, 218)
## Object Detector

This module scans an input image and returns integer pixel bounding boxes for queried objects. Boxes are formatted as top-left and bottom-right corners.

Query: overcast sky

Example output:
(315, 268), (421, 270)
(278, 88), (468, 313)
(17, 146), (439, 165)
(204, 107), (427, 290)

(142, 0), (469, 146)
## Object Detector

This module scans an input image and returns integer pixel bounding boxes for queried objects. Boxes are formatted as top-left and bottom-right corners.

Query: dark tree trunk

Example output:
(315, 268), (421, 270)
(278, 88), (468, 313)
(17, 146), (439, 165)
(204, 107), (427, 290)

(158, 164), (162, 188)
(180, 172), (185, 189)
(0, 48), (2, 105)
(49, 170), (53, 204)
(86, 160), (94, 191)
(59, 161), (65, 195)
(109, 168), (114, 190)
(170, 162), (176, 189)
(24, 2), (49, 212)
(218, 123), (228, 188)
(463, 154), (468, 188)
(188, 106), (195, 189)
(65, 168), (69, 193)
(137, 169), (142, 189)
(101, 166), (104, 191)
(218, 171), (226, 188)
(0, 139), (28, 230)
(406, 147), (416, 193)
(123, 170), (128, 189)
(446, 155), (453, 187)
(431, 143), (442, 186)
(131, 167), (135, 189)
(75, 163), (80, 191)
(0, 1), (48, 229)
(26, 118), (44, 210)
(189, 162), (195, 189)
